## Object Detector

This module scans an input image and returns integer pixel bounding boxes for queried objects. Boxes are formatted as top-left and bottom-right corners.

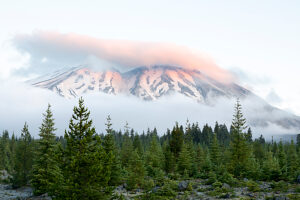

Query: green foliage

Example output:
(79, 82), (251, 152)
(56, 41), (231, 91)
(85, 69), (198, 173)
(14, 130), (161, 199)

(228, 99), (251, 178)
(177, 142), (192, 176)
(62, 98), (107, 199)
(1, 97), (300, 199)
(12, 123), (34, 188)
(169, 123), (184, 159)
(271, 180), (289, 192)
(127, 149), (145, 190)
(246, 180), (260, 192)
(103, 115), (121, 186)
(31, 105), (63, 196)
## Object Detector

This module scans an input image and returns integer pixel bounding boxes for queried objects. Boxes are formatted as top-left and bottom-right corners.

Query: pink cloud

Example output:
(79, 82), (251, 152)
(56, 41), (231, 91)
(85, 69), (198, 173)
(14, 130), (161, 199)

(14, 31), (233, 83)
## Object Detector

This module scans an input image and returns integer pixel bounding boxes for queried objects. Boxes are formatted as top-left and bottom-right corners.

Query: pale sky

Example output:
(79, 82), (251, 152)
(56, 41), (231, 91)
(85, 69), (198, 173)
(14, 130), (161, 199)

(1, 0), (300, 114)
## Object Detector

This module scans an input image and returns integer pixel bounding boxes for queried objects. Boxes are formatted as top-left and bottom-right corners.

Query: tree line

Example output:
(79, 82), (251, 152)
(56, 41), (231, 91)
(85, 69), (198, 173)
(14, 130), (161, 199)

(0, 98), (299, 199)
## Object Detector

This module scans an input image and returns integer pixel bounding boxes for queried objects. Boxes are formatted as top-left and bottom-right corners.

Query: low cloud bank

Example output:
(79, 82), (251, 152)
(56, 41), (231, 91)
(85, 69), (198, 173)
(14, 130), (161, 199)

(0, 81), (298, 140)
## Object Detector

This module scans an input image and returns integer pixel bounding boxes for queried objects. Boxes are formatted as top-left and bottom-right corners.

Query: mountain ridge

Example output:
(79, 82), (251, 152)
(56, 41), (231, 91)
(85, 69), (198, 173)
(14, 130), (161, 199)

(30, 65), (300, 131)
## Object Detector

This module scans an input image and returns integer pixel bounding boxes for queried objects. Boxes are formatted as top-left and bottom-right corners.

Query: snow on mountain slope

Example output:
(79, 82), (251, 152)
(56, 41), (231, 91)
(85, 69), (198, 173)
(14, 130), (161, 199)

(30, 65), (300, 131)
(31, 65), (250, 103)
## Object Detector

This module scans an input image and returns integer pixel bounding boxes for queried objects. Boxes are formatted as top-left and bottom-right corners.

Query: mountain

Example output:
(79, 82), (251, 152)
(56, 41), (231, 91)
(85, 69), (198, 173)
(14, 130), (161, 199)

(30, 65), (250, 102)
(30, 65), (300, 131)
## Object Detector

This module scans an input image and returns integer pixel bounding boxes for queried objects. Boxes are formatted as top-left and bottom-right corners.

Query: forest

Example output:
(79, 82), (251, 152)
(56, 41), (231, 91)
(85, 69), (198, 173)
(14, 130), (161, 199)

(0, 98), (300, 199)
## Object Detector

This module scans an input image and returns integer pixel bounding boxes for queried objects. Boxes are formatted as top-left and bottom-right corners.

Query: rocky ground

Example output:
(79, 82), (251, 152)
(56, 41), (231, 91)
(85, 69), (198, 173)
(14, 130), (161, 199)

(113, 179), (300, 200)
(0, 179), (299, 199)
(0, 184), (33, 200)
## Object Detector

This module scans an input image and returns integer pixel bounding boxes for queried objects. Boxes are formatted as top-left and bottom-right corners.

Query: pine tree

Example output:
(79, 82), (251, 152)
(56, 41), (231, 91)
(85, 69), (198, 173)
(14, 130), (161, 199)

(63, 98), (106, 199)
(210, 134), (221, 170)
(277, 140), (287, 178)
(121, 126), (133, 168)
(177, 143), (192, 176)
(127, 150), (145, 190)
(287, 140), (299, 180)
(12, 123), (33, 188)
(245, 128), (253, 143)
(169, 123), (184, 159)
(31, 104), (63, 196)
(0, 130), (12, 172)
(261, 151), (281, 181)
(146, 135), (164, 177)
(103, 115), (121, 187)
(228, 99), (250, 177)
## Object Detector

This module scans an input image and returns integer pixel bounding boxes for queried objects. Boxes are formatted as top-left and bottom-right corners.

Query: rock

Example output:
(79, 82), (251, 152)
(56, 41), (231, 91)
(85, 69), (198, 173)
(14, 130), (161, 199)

(152, 186), (160, 193)
(223, 183), (231, 189)
(223, 193), (230, 199)
(27, 193), (52, 200)
(247, 193), (255, 198)
(135, 188), (142, 193)
(297, 175), (300, 184)
(0, 170), (12, 181)
(178, 181), (188, 191)
(274, 196), (288, 200)
(259, 182), (271, 191)
(243, 178), (249, 182)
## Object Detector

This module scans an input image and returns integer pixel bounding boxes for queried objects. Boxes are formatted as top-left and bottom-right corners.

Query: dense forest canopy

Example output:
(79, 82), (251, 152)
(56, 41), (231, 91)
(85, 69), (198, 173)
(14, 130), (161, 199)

(0, 98), (300, 199)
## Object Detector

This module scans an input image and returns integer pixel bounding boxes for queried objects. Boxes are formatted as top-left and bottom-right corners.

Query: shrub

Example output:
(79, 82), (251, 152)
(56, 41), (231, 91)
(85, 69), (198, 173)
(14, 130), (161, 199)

(246, 180), (260, 192)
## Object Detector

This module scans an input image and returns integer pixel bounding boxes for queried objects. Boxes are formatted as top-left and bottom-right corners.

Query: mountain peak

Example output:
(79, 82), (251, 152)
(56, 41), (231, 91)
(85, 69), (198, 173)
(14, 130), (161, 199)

(31, 65), (249, 102)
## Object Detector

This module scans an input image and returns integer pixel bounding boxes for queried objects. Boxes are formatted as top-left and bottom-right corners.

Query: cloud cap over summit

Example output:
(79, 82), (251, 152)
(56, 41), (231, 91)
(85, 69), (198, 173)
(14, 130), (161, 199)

(13, 31), (233, 83)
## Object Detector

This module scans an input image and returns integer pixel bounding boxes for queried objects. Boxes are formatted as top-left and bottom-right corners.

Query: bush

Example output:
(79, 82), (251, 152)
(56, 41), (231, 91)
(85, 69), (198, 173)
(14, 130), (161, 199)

(271, 181), (289, 192)
(246, 180), (260, 192)
(212, 181), (222, 189)
(206, 171), (217, 185)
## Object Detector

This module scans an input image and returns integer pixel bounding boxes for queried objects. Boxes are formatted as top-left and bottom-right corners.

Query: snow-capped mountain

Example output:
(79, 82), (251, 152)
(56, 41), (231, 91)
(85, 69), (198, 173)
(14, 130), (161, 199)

(30, 65), (300, 131)
(31, 65), (250, 103)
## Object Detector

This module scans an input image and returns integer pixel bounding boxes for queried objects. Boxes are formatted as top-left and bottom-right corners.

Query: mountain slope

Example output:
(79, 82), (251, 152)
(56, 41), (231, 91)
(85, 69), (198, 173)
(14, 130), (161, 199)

(30, 65), (300, 131)
(31, 65), (250, 103)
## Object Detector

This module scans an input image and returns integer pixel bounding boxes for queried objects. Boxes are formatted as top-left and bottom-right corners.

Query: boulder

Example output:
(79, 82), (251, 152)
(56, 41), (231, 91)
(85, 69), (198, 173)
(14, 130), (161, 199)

(297, 175), (300, 184)
(223, 183), (231, 189)
(178, 181), (188, 191)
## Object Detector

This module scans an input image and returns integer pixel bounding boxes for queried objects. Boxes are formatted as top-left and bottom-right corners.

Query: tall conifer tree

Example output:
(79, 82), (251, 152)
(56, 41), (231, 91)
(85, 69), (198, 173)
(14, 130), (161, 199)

(31, 104), (63, 196)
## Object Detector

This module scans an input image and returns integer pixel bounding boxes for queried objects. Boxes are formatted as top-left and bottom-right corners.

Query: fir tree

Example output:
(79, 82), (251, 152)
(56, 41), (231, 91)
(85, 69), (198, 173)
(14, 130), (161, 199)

(169, 123), (184, 159)
(287, 140), (299, 180)
(277, 140), (287, 178)
(228, 99), (250, 177)
(103, 115), (121, 186)
(63, 98), (107, 199)
(12, 123), (33, 188)
(146, 135), (164, 177)
(210, 134), (221, 170)
(31, 104), (63, 196)
(127, 150), (145, 190)
(177, 142), (192, 176)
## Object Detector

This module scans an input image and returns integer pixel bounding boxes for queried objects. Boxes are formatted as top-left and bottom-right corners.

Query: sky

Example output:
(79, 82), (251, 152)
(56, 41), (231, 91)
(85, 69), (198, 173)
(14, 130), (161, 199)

(0, 0), (300, 136)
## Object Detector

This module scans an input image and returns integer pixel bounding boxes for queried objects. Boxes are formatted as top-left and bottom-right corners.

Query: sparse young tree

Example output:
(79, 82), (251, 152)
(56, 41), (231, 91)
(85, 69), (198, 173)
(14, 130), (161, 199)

(12, 123), (33, 188)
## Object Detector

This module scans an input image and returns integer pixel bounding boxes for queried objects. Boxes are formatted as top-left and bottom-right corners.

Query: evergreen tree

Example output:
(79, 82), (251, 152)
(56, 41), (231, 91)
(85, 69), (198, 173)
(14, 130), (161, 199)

(287, 140), (299, 180)
(177, 142), (192, 176)
(146, 135), (164, 177)
(261, 151), (281, 181)
(277, 140), (287, 178)
(0, 130), (12, 171)
(12, 123), (33, 188)
(31, 104), (63, 196)
(127, 150), (145, 190)
(121, 127), (133, 168)
(228, 99), (250, 177)
(169, 123), (184, 159)
(63, 98), (107, 199)
(103, 115), (121, 186)
(245, 128), (253, 143)
(210, 134), (221, 170)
